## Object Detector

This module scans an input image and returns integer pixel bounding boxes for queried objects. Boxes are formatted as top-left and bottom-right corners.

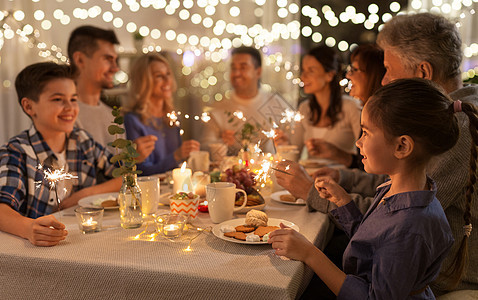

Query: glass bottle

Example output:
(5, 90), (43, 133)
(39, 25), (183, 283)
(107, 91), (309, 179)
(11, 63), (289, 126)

(118, 173), (143, 229)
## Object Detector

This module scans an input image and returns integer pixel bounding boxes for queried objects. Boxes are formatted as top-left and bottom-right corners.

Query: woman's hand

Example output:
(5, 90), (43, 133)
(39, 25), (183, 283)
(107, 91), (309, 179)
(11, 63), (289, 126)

(268, 223), (316, 261)
(314, 176), (351, 207)
(134, 135), (157, 163)
(25, 215), (68, 247)
(174, 140), (200, 161)
(273, 129), (289, 145)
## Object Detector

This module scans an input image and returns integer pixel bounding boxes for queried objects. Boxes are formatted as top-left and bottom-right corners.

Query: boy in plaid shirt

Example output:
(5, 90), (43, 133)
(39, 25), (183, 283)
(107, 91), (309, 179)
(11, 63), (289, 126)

(0, 62), (121, 246)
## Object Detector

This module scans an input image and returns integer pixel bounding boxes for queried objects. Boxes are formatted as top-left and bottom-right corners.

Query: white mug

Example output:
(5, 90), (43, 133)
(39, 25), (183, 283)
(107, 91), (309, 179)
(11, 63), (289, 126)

(206, 182), (248, 223)
(188, 151), (210, 172)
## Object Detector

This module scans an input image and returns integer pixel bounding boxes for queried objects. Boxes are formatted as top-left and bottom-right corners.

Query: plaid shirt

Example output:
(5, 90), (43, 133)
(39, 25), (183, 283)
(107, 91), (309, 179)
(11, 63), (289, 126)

(0, 126), (115, 218)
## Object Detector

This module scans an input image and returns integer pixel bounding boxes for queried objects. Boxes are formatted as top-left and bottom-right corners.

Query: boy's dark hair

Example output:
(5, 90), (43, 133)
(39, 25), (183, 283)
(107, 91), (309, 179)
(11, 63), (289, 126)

(231, 46), (262, 68)
(15, 62), (72, 111)
(67, 25), (119, 75)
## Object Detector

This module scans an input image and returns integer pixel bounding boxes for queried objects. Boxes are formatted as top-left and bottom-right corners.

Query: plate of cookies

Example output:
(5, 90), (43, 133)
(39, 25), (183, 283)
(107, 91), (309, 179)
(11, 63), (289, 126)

(235, 189), (266, 213)
(78, 192), (119, 210)
(212, 210), (299, 244)
(270, 190), (306, 206)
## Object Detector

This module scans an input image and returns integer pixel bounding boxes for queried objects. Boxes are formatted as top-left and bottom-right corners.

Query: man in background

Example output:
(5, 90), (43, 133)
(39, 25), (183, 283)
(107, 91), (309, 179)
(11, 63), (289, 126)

(68, 25), (155, 161)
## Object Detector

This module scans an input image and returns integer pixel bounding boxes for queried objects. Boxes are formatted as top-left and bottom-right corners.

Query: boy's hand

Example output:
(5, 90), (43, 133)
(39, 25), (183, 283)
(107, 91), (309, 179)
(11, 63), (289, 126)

(134, 135), (157, 163)
(221, 130), (236, 146)
(26, 215), (67, 247)
(314, 176), (351, 207)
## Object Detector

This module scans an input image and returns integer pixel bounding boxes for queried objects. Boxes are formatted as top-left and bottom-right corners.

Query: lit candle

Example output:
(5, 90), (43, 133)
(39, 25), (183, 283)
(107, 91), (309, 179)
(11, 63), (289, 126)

(163, 224), (180, 237)
(172, 162), (192, 193)
(81, 218), (98, 232)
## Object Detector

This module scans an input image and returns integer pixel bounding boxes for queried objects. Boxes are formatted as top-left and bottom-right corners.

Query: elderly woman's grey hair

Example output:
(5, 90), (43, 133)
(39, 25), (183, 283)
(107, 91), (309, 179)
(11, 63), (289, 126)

(377, 13), (462, 85)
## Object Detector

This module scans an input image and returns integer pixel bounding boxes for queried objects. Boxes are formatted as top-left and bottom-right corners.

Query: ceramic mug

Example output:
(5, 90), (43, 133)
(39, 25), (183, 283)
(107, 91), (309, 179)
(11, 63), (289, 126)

(206, 182), (248, 223)
(188, 151), (210, 172)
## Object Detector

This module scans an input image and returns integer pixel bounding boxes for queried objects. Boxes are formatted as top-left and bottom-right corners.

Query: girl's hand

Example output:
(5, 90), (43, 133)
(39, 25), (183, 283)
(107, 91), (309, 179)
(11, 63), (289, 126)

(268, 223), (316, 261)
(314, 176), (351, 207)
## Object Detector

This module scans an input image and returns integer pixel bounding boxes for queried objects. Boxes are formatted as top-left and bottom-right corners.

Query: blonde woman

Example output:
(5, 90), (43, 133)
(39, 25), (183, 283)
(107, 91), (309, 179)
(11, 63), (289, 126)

(124, 53), (199, 175)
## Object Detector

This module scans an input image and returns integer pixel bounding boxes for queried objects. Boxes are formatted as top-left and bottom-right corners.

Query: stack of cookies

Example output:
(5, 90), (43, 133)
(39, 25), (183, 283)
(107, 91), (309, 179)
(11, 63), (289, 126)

(221, 210), (279, 242)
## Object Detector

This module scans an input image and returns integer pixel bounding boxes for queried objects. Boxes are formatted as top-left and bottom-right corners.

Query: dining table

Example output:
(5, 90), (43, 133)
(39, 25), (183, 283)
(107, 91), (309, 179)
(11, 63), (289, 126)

(0, 188), (333, 300)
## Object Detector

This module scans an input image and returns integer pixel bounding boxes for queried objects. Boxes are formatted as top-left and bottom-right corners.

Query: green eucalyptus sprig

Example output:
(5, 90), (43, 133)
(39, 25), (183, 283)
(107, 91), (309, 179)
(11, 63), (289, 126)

(108, 106), (142, 178)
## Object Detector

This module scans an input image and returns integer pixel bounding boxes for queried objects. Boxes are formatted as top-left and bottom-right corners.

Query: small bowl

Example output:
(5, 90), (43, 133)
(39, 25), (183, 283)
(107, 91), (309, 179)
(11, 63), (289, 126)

(155, 213), (186, 238)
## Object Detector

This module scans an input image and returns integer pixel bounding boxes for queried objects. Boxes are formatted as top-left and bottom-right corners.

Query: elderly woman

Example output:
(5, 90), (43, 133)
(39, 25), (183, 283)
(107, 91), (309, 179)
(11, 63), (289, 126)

(346, 44), (386, 104)
(124, 53), (199, 175)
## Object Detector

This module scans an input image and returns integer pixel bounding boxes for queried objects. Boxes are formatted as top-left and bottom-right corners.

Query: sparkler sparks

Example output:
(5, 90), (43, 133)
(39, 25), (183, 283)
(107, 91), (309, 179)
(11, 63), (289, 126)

(254, 160), (272, 183)
(233, 111), (246, 121)
(280, 109), (304, 124)
(36, 164), (78, 221)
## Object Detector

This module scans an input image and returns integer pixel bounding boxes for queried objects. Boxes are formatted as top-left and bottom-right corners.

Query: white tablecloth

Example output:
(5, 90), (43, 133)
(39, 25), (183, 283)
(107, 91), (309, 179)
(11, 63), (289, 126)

(0, 194), (332, 300)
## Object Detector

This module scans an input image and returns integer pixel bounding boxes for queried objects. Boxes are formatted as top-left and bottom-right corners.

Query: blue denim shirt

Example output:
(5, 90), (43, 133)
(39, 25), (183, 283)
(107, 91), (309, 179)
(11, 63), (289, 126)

(330, 178), (454, 300)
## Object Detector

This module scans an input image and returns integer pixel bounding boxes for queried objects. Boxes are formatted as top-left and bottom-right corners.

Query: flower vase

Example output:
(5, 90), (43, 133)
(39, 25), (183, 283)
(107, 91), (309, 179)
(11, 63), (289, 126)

(118, 173), (143, 229)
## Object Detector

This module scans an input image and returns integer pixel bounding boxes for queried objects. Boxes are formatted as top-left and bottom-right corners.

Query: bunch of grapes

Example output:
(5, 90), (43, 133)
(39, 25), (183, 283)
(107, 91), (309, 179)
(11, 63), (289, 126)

(221, 165), (256, 196)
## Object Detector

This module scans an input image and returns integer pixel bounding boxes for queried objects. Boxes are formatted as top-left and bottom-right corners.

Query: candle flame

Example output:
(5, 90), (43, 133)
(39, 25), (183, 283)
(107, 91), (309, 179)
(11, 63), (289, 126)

(180, 161), (187, 172)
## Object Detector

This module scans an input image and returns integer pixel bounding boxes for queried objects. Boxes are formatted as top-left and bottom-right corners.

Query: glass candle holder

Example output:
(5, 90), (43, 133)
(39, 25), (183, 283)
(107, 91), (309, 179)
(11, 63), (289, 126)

(155, 213), (186, 238)
(74, 207), (104, 234)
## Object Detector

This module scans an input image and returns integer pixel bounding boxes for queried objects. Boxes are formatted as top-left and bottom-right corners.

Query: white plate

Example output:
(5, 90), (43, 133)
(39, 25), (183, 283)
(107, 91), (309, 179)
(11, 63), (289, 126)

(212, 218), (299, 245)
(270, 191), (306, 206)
(78, 192), (119, 210)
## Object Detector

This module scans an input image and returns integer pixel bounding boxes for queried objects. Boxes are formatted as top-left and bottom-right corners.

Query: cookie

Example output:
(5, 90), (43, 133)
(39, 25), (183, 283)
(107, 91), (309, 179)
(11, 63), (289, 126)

(280, 194), (296, 202)
(224, 231), (247, 240)
(101, 199), (118, 207)
(235, 225), (255, 233)
(254, 226), (280, 237)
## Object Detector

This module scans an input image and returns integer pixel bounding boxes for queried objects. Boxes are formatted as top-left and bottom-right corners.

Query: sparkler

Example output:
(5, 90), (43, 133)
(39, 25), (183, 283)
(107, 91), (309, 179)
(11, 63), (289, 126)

(37, 164), (78, 222)
(280, 108), (304, 124)
(262, 123), (279, 154)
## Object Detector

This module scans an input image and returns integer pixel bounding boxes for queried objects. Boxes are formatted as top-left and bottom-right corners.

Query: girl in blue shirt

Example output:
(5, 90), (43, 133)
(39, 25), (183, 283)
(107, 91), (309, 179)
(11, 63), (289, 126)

(269, 79), (478, 299)
(124, 53), (199, 175)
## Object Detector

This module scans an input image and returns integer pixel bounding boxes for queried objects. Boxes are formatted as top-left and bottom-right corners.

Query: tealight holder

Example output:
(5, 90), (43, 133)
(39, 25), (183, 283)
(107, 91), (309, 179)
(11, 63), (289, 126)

(74, 207), (104, 234)
(155, 213), (186, 238)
